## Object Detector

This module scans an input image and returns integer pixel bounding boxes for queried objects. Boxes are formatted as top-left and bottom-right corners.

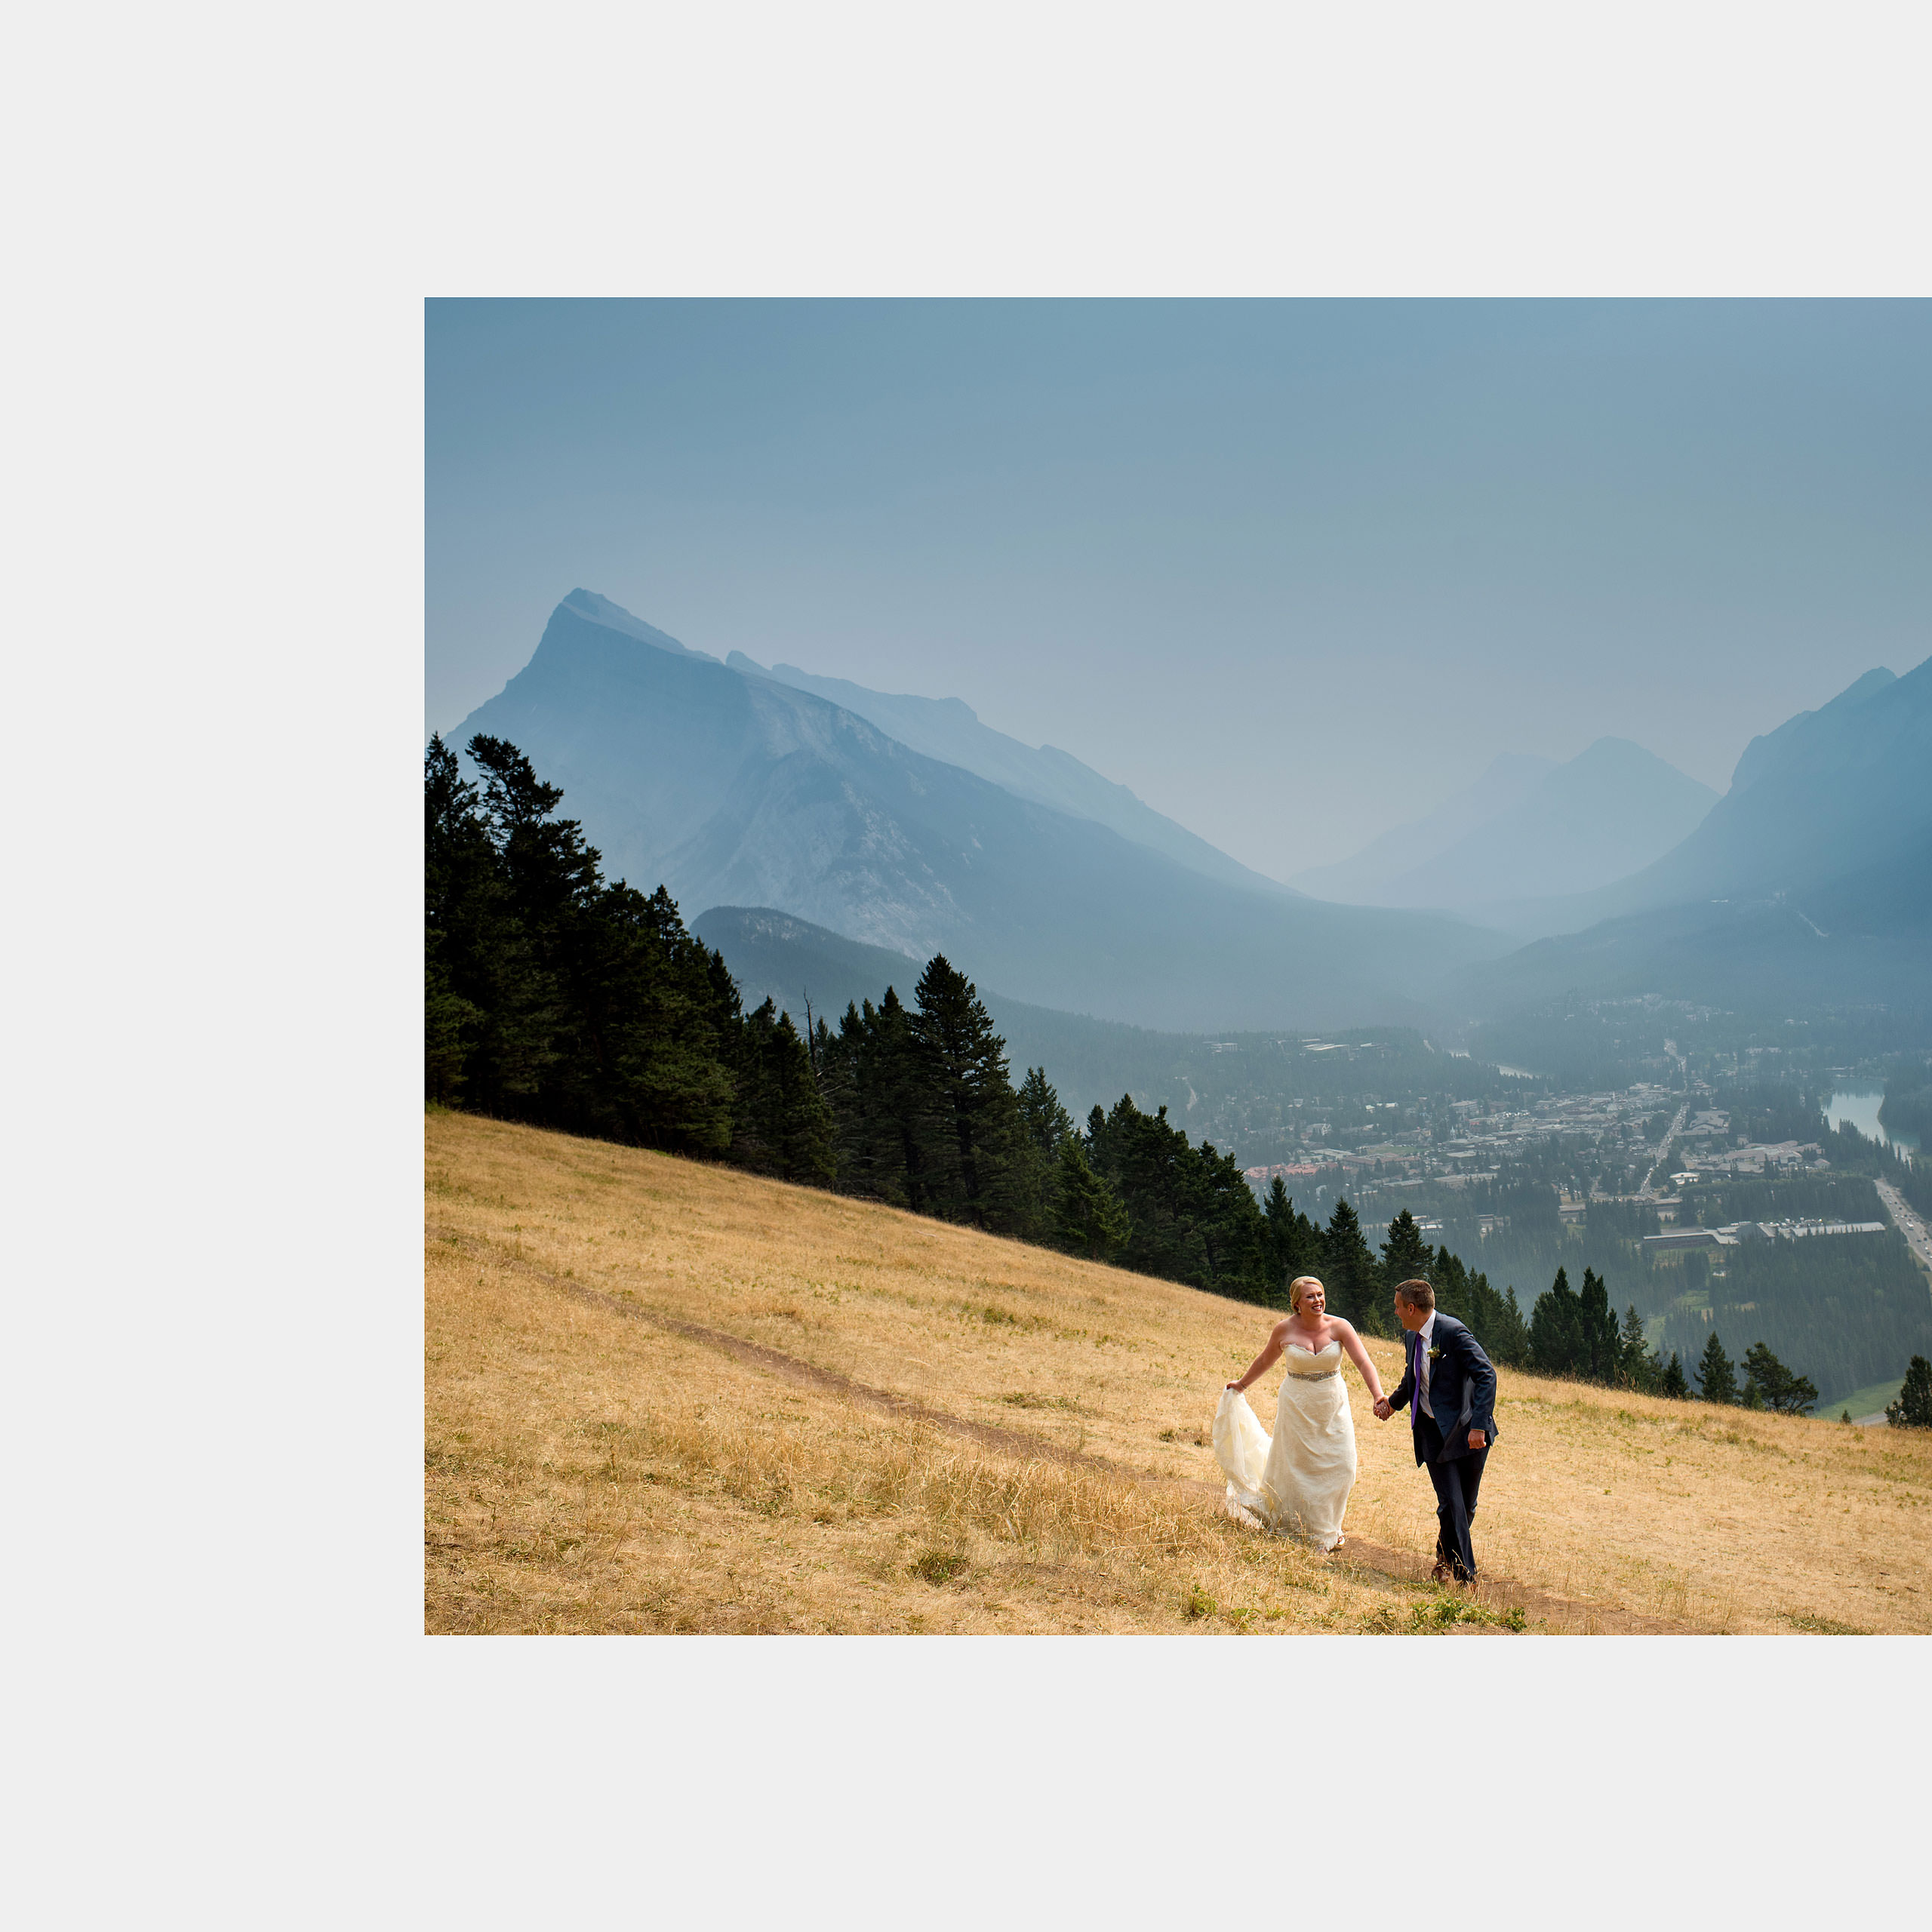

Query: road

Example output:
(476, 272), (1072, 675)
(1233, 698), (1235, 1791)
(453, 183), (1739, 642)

(1640, 1100), (1691, 1198)
(1875, 1177), (1932, 1277)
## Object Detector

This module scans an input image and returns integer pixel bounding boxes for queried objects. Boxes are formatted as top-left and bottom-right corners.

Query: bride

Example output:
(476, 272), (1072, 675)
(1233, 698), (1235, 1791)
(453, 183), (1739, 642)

(1214, 1275), (1386, 1552)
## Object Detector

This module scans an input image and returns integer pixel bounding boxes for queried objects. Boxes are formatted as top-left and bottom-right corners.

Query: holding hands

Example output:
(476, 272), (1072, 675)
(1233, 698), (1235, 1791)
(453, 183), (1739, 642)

(1369, 1398), (1479, 1446)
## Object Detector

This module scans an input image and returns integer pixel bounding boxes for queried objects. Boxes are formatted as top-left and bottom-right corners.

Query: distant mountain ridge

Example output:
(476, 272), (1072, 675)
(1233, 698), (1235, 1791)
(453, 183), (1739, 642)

(448, 592), (1505, 1032)
(1294, 738), (1717, 923)
(727, 651), (1293, 897)
(1455, 657), (1932, 1014)
(1394, 738), (1717, 908)
(1623, 657), (1929, 907)
(1291, 752), (1555, 901)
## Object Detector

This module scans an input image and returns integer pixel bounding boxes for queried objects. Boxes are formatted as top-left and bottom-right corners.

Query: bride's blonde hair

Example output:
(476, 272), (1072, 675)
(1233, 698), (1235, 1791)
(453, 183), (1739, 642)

(1287, 1275), (1324, 1312)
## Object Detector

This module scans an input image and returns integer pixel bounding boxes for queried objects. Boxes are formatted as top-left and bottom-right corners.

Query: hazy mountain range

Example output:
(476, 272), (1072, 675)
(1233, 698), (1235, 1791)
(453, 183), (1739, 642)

(447, 591), (1932, 1032)
(450, 592), (1500, 1031)
(1290, 752), (1555, 901)
(1457, 656), (1932, 1014)
(1292, 739), (1719, 931)
(728, 651), (1290, 897)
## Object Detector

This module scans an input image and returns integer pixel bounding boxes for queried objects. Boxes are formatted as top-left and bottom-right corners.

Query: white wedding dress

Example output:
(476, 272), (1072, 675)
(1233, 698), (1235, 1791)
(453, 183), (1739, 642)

(1213, 1341), (1358, 1552)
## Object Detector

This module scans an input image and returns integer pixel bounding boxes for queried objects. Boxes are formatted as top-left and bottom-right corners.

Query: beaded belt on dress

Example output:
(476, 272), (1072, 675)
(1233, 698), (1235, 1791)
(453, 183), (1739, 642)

(1287, 1367), (1339, 1380)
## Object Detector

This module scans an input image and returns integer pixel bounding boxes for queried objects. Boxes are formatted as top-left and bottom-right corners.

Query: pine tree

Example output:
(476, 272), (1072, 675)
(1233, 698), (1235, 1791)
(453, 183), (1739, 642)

(469, 734), (601, 933)
(1618, 1304), (1654, 1391)
(1051, 1137), (1131, 1262)
(1740, 1342), (1817, 1417)
(1431, 1245), (1470, 1324)
(1263, 1176), (1293, 1294)
(809, 993), (924, 1204)
(1885, 1355), (1932, 1428)
(1017, 1066), (1073, 1158)
(1081, 1097), (1274, 1301)
(424, 971), (483, 1104)
(1432, 1245), (1527, 1363)
(811, 1013), (861, 1183)
(1190, 1142), (1270, 1301)
(1528, 1266), (1586, 1377)
(859, 988), (930, 1210)
(1380, 1211), (1432, 1295)
(1321, 1198), (1383, 1331)
(1263, 1180), (1322, 1305)
(1475, 1278), (1532, 1369)
(466, 734), (609, 1133)
(734, 1000), (836, 1185)
(1578, 1266), (1620, 1384)
(1659, 1351), (1690, 1399)
(424, 734), (556, 1109)
(423, 737), (486, 1103)
(1012, 1066), (1075, 1241)
(1695, 1331), (1738, 1405)
(562, 882), (738, 1153)
(909, 955), (1023, 1230)
(1088, 1095), (1200, 1286)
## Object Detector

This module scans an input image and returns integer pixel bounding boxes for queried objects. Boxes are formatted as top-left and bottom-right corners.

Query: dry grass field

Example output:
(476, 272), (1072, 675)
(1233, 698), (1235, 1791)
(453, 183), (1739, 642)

(426, 1110), (1932, 1635)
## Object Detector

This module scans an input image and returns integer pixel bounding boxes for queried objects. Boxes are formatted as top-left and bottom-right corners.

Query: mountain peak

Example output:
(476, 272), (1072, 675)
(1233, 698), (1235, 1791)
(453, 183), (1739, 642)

(1572, 735), (1660, 764)
(558, 589), (719, 663)
(1837, 666), (1899, 703)
(1729, 664), (1897, 795)
(1288, 751), (1557, 902)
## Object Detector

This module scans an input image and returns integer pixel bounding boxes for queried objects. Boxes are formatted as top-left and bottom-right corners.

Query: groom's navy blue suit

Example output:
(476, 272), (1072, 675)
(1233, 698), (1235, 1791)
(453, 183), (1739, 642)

(1387, 1312), (1498, 1583)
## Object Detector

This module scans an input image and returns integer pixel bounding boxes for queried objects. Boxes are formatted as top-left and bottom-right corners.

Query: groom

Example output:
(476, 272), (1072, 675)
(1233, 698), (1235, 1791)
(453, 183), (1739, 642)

(1374, 1278), (1497, 1585)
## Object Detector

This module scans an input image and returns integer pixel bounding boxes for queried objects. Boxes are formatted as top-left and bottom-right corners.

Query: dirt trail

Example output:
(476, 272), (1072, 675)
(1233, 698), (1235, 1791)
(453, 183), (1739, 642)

(431, 1223), (1691, 1633)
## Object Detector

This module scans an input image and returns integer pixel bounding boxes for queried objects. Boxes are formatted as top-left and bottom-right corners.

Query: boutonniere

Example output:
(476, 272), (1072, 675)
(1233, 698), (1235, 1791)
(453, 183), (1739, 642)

(1427, 1346), (1443, 1363)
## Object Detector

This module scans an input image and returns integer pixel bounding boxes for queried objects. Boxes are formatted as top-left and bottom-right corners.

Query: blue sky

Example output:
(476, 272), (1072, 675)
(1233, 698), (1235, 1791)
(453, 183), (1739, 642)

(427, 300), (1929, 873)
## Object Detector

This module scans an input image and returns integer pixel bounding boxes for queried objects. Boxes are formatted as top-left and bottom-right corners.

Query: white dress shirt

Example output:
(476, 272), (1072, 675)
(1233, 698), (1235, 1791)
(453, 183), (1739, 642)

(1414, 1311), (1437, 1420)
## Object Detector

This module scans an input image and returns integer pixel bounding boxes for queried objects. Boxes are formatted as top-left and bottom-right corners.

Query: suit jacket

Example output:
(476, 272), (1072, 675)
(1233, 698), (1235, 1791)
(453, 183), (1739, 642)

(1389, 1312), (1497, 1466)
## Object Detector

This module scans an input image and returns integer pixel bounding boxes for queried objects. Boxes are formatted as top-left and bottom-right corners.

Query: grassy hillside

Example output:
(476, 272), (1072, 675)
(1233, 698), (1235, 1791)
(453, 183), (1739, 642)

(426, 1112), (1932, 1635)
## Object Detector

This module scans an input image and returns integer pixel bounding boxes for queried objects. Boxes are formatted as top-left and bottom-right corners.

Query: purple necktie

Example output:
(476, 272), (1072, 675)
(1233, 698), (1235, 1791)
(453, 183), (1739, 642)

(1411, 1331), (1423, 1431)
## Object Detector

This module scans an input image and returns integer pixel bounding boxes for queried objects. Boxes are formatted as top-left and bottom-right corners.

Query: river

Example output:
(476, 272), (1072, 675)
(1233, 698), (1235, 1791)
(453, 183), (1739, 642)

(1827, 1088), (1920, 1161)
